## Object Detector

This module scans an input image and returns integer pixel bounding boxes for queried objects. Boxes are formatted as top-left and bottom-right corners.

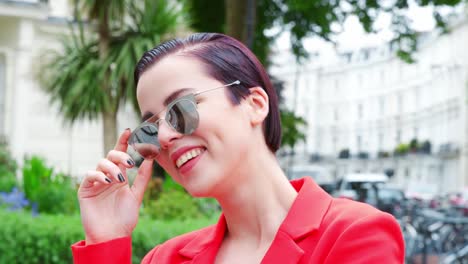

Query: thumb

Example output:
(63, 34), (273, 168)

(131, 159), (154, 203)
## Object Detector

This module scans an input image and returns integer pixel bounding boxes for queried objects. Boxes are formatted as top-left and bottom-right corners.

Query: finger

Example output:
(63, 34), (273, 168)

(114, 128), (131, 152)
(131, 159), (154, 203)
(96, 159), (126, 183)
(80, 170), (112, 189)
(107, 150), (136, 168)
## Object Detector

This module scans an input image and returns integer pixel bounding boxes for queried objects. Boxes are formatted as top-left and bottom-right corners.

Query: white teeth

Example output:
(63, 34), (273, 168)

(176, 148), (203, 168)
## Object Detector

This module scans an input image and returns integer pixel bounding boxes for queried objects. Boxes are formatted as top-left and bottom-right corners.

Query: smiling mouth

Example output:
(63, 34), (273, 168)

(176, 148), (205, 168)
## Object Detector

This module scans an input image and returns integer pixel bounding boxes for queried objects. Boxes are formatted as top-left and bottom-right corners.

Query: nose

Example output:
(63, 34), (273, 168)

(157, 120), (182, 150)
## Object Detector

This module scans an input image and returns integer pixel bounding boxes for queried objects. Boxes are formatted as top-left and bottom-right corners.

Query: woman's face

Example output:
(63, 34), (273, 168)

(136, 55), (252, 197)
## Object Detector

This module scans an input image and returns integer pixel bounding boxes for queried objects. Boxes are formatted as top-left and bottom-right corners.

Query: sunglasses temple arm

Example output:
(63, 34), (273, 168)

(195, 80), (241, 96)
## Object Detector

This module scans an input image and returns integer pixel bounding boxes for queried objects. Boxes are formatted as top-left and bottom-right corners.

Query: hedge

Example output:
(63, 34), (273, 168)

(0, 210), (217, 263)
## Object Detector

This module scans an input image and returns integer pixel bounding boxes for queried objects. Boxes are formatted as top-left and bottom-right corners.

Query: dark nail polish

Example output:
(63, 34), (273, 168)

(125, 128), (131, 131)
(105, 177), (112, 183)
(127, 159), (135, 166)
(118, 173), (125, 182)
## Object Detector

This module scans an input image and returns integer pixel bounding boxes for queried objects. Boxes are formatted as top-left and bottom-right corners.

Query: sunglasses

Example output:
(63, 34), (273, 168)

(128, 80), (241, 159)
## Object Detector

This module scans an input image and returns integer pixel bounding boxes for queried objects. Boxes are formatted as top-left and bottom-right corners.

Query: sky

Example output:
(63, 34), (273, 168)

(273, 2), (449, 56)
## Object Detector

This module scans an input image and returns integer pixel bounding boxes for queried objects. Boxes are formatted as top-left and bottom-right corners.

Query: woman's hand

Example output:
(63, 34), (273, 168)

(77, 129), (154, 245)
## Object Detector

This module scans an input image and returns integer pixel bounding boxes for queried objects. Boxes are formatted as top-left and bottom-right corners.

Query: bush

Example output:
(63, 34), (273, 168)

(0, 209), (217, 264)
(0, 187), (30, 211)
(142, 177), (164, 206)
(377, 151), (390, 158)
(34, 173), (79, 215)
(0, 210), (83, 263)
(22, 156), (78, 215)
(22, 156), (53, 202)
(394, 143), (409, 156)
(420, 140), (431, 154)
(195, 197), (221, 217)
(142, 175), (220, 220)
(144, 189), (202, 220)
(357, 151), (369, 159)
(409, 138), (419, 152)
(0, 139), (18, 192)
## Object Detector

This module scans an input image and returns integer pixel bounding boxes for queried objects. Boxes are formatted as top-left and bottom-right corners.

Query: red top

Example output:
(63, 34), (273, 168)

(72, 177), (405, 263)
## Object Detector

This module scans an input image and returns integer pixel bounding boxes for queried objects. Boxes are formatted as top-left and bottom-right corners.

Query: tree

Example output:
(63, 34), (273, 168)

(39, 0), (189, 154)
(280, 110), (306, 149)
(190, 0), (465, 64)
(187, 0), (306, 151)
(186, 0), (464, 156)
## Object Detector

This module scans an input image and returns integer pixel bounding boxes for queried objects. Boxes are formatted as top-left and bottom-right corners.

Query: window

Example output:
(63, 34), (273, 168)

(405, 168), (410, 179)
(357, 135), (362, 151)
(357, 74), (363, 86)
(332, 134), (338, 153)
(378, 132), (383, 150)
(316, 127), (322, 150)
(334, 79), (339, 91)
(414, 87), (420, 109)
(334, 108), (339, 122)
(379, 97), (385, 115)
(358, 103), (363, 119)
(397, 94), (403, 113)
(363, 50), (370, 60)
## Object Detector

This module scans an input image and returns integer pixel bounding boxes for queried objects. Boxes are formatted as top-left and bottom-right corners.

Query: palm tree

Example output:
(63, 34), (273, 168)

(39, 0), (189, 154)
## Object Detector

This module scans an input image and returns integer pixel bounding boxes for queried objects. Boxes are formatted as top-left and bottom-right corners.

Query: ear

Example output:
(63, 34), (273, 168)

(245, 87), (269, 126)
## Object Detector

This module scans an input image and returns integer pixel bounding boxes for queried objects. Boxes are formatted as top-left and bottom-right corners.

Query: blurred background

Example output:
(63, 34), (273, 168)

(0, 0), (467, 263)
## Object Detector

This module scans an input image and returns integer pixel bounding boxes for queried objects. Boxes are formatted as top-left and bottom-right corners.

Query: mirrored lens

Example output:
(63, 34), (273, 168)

(129, 124), (160, 159)
(167, 99), (199, 134)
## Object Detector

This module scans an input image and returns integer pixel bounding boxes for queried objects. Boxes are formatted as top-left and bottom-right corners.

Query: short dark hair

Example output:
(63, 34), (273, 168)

(134, 33), (282, 153)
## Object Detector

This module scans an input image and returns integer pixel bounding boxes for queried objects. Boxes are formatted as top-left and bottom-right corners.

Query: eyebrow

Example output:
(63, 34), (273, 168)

(141, 88), (195, 122)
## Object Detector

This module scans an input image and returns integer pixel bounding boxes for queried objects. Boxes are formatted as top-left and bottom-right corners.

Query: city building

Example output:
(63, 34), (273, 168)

(273, 16), (468, 193)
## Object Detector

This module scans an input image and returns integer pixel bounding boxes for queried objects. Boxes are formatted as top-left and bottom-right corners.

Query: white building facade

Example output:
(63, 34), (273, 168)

(0, 0), (139, 178)
(273, 19), (468, 193)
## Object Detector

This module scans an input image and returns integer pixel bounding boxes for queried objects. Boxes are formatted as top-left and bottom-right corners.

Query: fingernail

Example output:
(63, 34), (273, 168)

(105, 177), (112, 183)
(125, 128), (131, 131)
(127, 159), (135, 166)
(118, 173), (125, 182)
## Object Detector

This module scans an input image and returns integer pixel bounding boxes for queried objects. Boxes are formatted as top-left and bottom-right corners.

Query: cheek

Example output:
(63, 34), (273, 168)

(201, 106), (249, 150)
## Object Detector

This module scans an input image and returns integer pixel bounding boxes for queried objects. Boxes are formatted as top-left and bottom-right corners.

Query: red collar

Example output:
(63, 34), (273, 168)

(178, 177), (333, 262)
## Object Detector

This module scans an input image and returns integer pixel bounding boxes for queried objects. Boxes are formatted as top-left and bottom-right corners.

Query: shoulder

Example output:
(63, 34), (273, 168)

(325, 197), (390, 226)
(142, 225), (215, 264)
(322, 197), (402, 238)
(320, 198), (405, 262)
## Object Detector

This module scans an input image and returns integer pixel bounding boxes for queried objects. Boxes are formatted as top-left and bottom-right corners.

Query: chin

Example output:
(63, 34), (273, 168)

(183, 178), (219, 198)
(185, 185), (214, 198)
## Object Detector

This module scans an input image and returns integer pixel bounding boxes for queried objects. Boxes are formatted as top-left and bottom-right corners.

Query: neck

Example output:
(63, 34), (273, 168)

(213, 145), (298, 247)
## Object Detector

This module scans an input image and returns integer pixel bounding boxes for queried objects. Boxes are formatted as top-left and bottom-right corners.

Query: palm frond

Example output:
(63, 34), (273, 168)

(38, 0), (189, 124)
(39, 31), (109, 123)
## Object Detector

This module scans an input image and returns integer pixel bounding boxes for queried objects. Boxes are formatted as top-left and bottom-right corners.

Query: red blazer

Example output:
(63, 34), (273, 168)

(72, 177), (405, 263)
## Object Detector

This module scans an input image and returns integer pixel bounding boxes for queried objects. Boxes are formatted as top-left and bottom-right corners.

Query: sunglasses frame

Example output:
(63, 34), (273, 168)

(129, 80), (241, 158)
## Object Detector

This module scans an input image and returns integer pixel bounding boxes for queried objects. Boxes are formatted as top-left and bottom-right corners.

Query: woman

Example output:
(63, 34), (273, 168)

(72, 33), (404, 263)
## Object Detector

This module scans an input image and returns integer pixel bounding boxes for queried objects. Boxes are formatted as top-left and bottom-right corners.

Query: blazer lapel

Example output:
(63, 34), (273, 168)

(261, 230), (305, 264)
(261, 177), (333, 263)
(178, 178), (332, 264)
(178, 214), (227, 263)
